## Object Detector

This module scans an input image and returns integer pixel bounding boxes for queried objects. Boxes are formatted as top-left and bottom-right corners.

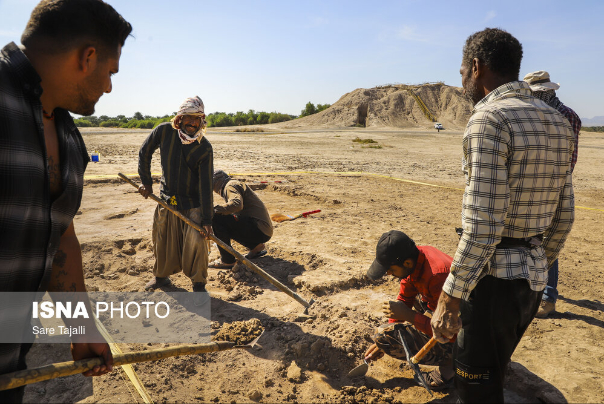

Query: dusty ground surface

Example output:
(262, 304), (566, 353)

(22, 127), (604, 403)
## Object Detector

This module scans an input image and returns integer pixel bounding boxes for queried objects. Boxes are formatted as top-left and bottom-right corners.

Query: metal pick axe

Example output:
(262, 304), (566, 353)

(399, 330), (437, 396)
(118, 173), (314, 313)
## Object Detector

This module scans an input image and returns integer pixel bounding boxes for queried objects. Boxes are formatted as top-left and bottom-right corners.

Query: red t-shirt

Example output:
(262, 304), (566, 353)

(389, 245), (452, 336)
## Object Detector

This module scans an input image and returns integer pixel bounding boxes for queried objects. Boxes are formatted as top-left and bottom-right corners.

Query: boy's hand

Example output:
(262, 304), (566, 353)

(382, 300), (408, 321)
(364, 343), (384, 362)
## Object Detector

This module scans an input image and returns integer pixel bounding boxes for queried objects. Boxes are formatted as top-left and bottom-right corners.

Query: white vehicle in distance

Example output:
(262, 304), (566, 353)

(434, 123), (444, 130)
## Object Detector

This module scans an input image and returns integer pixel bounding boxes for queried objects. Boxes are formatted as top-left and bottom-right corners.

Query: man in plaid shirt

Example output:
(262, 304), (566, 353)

(523, 70), (582, 318)
(431, 29), (575, 402)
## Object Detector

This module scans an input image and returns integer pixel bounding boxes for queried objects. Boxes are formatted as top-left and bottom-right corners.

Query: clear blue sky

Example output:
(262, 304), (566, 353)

(1, 0), (603, 119)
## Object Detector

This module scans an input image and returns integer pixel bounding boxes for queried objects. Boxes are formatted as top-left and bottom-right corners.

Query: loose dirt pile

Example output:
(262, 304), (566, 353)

(274, 83), (473, 130)
(213, 319), (264, 345)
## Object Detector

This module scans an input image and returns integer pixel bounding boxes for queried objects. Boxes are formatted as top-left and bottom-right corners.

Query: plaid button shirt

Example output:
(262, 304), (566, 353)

(556, 103), (581, 171)
(1, 42), (89, 375)
(0, 42), (89, 293)
(442, 81), (575, 300)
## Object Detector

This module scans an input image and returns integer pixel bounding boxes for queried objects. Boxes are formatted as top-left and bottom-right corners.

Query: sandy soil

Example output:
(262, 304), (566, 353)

(22, 127), (604, 403)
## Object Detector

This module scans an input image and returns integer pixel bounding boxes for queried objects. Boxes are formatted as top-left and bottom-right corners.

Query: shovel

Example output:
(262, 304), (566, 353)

(271, 209), (321, 223)
(399, 331), (437, 396)
(347, 358), (370, 378)
(118, 173), (314, 314)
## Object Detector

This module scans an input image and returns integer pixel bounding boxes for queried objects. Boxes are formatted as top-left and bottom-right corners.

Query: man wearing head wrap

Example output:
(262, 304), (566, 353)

(138, 96), (213, 294)
(524, 71), (582, 318)
(209, 170), (273, 268)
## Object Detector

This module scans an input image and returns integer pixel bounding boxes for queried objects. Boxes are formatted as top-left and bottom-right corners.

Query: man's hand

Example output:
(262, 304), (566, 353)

(200, 225), (213, 239)
(381, 300), (415, 322)
(431, 292), (462, 343)
(71, 341), (114, 377)
(138, 184), (152, 199)
(364, 343), (384, 362)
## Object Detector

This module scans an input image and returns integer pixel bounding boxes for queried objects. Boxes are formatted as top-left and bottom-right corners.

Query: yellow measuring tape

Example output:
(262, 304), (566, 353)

(95, 319), (153, 403)
(84, 171), (604, 213)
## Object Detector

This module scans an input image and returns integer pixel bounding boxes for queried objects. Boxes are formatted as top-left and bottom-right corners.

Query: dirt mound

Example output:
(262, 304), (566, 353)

(213, 318), (264, 345)
(276, 83), (472, 130)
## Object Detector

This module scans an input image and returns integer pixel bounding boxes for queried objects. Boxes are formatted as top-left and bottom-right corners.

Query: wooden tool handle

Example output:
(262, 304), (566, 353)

(301, 209), (321, 217)
(411, 336), (437, 364)
(118, 173), (313, 310)
(0, 341), (237, 391)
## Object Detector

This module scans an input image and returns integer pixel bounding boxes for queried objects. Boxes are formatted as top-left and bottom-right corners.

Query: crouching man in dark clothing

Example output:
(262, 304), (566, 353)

(210, 170), (273, 269)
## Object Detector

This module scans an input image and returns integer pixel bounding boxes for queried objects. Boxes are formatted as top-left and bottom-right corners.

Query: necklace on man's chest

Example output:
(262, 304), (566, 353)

(42, 109), (55, 120)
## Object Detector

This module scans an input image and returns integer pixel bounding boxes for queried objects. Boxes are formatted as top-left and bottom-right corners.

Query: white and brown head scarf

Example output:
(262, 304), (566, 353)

(170, 96), (207, 144)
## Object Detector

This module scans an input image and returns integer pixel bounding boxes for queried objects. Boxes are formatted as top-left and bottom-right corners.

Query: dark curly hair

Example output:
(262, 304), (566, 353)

(21, 0), (132, 58)
(462, 28), (523, 80)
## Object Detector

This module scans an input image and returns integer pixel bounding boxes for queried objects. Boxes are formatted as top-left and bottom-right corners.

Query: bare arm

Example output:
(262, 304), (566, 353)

(47, 222), (113, 376)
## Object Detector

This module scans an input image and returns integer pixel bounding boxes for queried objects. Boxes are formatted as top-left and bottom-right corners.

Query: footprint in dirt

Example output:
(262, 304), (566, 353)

(114, 238), (143, 255)
(104, 208), (138, 220)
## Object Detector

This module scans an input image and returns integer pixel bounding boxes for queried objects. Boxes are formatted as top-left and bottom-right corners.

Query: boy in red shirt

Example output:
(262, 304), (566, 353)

(364, 230), (454, 389)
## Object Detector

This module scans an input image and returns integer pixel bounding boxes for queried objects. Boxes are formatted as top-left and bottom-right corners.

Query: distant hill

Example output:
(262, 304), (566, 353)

(275, 83), (473, 130)
(581, 116), (604, 126)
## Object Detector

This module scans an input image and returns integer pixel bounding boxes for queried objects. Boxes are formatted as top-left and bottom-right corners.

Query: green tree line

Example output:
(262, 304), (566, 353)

(206, 110), (296, 127)
(73, 102), (330, 129)
(73, 112), (172, 129)
(582, 126), (604, 132)
(300, 102), (331, 117)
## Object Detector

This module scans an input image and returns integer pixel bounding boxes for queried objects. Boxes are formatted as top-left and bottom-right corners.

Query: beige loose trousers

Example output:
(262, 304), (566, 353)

(152, 205), (208, 284)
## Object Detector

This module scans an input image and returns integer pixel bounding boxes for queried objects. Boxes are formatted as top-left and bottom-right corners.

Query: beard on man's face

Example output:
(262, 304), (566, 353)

(70, 77), (104, 116)
(72, 96), (96, 116)
(464, 75), (484, 105)
(183, 123), (200, 136)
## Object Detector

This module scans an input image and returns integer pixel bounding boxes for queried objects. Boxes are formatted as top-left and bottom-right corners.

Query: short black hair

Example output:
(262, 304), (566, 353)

(21, 0), (132, 57)
(462, 28), (523, 81)
(395, 237), (419, 265)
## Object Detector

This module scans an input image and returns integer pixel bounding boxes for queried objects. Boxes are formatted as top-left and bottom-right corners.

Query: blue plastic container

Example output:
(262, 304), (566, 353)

(91, 151), (99, 162)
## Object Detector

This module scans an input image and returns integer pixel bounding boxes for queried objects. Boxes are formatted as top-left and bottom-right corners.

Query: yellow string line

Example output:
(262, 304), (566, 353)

(83, 171), (604, 213)
(117, 365), (139, 404)
(575, 205), (604, 212)
(95, 319), (154, 404)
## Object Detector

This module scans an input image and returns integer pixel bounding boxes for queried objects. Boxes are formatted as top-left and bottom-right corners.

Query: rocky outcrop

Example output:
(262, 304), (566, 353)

(279, 83), (473, 130)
